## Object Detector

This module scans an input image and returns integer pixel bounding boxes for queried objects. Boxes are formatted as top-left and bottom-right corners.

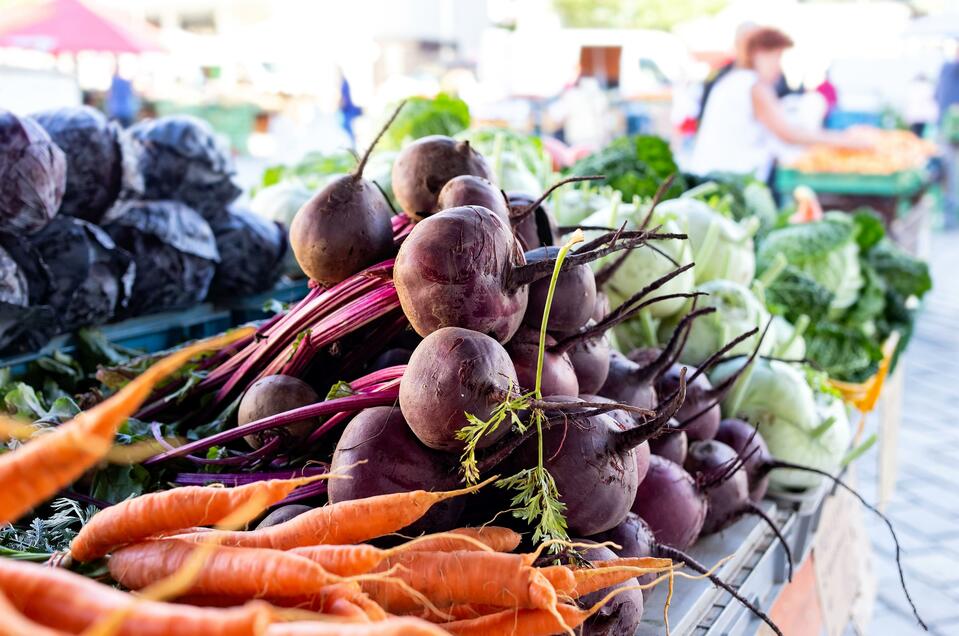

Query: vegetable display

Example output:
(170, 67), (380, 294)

(0, 107), (933, 635)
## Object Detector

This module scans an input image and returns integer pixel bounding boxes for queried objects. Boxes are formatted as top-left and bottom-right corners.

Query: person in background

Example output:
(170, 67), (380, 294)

(697, 21), (757, 121)
(338, 70), (362, 148)
(935, 49), (959, 227)
(905, 74), (937, 137)
(815, 69), (839, 123)
(691, 27), (867, 182)
(106, 70), (139, 128)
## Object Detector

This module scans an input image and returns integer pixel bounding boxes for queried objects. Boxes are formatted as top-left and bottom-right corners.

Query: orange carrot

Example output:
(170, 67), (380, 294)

(173, 477), (496, 550)
(441, 603), (585, 636)
(0, 590), (68, 636)
(401, 527), (521, 553)
(0, 329), (250, 525)
(0, 558), (273, 636)
(570, 557), (674, 598)
(181, 586), (388, 623)
(264, 617), (452, 635)
(536, 565), (577, 597)
(440, 582), (651, 636)
(359, 551), (562, 614)
(70, 475), (324, 562)
(289, 531), (498, 577)
(108, 539), (355, 599)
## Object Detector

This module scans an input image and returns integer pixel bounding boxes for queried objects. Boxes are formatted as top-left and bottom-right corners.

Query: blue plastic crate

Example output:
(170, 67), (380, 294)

(825, 109), (882, 130)
(0, 304), (232, 377)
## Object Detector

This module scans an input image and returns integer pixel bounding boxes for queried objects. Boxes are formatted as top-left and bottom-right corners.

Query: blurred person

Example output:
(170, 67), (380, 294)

(906, 74), (937, 137)
(106, 69), (139, 128)
(698, 21), (757, 121)
(815, 69), (838, 122)
(936, 49), (959, 227)
(338, 70), (362, 148)
(547, 76), (613, 150)
(690, 27), (867, 182)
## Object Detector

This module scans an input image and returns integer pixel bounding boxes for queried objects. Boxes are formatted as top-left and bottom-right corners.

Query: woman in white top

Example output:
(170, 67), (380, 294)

(691, 27), (865, 181)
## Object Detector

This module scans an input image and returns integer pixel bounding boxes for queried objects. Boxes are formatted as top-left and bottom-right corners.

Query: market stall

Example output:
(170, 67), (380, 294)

(0, 97), (933, 636)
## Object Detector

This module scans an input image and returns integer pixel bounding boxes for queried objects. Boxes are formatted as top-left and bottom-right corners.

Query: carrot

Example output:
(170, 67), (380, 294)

(0, 329), (251, 525)
(536, 566), (577, 597)
(359, 551), (562, 614)
(181, 586), (387, 623)
(400, 527), (521, 553)
(173, 476), (497, 550)
(0, 590), (68, 636)
(108, 539), (355, 599)
(70, 475), (326, 562)
(0, 558), (273, 636)
(441, 603), (585, 636)
(264, 617), (452, 636)
(441, 581), (653, 636)
(289, 531), (498, 577)
(568, 557), (674, 598)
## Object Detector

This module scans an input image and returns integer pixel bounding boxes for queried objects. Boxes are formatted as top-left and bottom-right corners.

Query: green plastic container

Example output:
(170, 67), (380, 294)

(775, 167), (927, 198)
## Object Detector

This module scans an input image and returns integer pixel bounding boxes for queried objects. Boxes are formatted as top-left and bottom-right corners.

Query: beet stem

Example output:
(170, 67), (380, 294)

(510, 175), (605, 222)
(744, 501), (794, 582)
(353, 100), (405, 179)
(612, 367), (687, 453)
(679, 317), (773, 430)
(510, 230), (688, 289)
(635, 306), (715, 386)
(766, 460), (927, 631)
(593, 247), (632, 288)
(639, 174), (676, 231)
(687, 327), (760, 386)
(653, 543), (783, 636)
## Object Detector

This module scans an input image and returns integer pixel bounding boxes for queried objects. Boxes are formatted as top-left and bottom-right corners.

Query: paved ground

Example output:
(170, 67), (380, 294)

(860, 229), (959, 635)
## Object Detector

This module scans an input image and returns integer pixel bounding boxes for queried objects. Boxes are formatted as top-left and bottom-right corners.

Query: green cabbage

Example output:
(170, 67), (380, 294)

(711, 358), (852, 491)
(665, 279), (770, 366)
(757, 214), (863, 319)
(657, 197), (757, 286)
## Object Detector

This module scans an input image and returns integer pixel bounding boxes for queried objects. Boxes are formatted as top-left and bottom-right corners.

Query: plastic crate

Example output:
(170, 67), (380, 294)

(776, 167), (927, 198)
(825, 110), (883, 131)
(637, 502), (796, 635)
(0, 304), (232, 377)
(217, 279), (310, 325)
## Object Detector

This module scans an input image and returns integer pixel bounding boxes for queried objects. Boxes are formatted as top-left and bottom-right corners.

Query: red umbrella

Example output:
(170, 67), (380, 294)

(0, 0), (164, 54)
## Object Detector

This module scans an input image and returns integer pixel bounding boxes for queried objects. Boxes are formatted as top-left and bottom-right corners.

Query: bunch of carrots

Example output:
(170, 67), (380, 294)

(0, 332), (679, 636)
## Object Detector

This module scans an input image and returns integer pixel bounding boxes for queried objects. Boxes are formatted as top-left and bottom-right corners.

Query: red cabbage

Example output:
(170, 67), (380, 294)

(126, 116), (240, 221)
(29, 216), (135, 330)
(0, 110), (65, 233)
(208, 206), (287, 298)
(102, 200), (219, 317)
(32, 106), (141, 223)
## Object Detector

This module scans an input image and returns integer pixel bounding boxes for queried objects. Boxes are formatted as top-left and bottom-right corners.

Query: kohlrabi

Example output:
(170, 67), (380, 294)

(709, 357), (851, 491)
(663, 279), (770, 367)
(657, 197), (758, 286)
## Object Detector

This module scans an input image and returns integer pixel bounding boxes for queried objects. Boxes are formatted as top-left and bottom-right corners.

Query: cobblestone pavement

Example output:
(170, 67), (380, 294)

(860, 229), (959, 636)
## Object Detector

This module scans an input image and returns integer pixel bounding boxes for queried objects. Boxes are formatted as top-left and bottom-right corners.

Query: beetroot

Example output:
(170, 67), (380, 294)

(237, 375), (320, 449)
(508, 191), (559, 249)
(656, 363), (721, 442)
(436, 175), (509, 223)
(394, 205), (529, 342)
(631, 455), (706, 550)
(715, 418), (771, 502)
(648, 419), (688, 466)
(392, 135), (493, 220)
(330, 406), (464, 533)
(289, 108), (399, 286)
(522, 246), (596, 334)
(256, 504), (312, 529)
(506, 326), (579, 397)
(399, 327), (517, 452)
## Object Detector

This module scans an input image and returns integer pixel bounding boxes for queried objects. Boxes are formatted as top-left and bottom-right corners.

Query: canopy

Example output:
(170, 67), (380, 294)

(0, 0), (164, 54)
